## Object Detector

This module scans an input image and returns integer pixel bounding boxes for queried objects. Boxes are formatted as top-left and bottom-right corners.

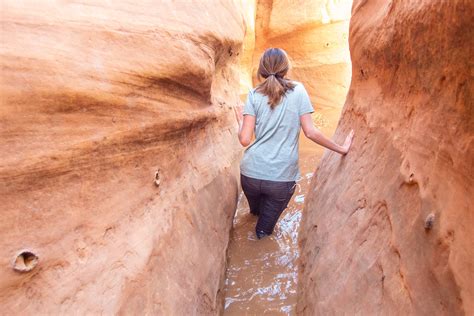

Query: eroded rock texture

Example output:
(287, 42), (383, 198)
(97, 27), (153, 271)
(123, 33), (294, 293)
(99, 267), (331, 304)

(253, 0), (352, 110)
(0, 1), (245, 314)
(298, 0), (473, 315)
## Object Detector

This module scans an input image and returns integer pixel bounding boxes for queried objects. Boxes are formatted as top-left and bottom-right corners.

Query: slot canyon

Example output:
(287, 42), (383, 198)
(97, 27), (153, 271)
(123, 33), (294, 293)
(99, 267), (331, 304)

(0, 1), (472, 315)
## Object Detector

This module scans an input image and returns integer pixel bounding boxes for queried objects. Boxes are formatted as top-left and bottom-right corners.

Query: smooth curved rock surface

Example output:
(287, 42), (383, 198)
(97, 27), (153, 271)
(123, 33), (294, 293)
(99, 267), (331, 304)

(253, 0), (352, 111)
(298, 0), (473, 315)
(0, 1), (245, 314)
(239, 0), (257, 98)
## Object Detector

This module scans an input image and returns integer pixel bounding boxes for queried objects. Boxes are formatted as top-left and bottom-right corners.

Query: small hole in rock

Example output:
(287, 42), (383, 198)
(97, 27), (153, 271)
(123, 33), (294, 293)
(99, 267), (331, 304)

(154, 170), (161, 187)
(13, 251), (38, 272)
(424, 213), (435, 230)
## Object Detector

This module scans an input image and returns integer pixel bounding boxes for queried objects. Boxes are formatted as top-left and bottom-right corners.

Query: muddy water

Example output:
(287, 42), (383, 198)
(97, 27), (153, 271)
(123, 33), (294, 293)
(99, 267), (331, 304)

(223, 107), (341, 315)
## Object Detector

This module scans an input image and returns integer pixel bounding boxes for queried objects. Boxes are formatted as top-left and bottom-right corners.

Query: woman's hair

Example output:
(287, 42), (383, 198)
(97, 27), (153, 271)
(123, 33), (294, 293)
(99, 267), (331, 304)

(256, 48), (295, 109)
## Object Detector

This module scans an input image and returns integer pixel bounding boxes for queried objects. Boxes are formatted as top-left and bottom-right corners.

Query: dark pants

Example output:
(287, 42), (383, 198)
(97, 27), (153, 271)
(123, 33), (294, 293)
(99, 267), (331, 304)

(240, 174), (296, 238)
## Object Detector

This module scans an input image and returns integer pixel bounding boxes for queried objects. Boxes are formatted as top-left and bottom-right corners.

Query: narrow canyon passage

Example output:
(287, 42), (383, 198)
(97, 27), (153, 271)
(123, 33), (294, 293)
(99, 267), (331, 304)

(1, 1), (471, 314)
(223, 107), (342, 315)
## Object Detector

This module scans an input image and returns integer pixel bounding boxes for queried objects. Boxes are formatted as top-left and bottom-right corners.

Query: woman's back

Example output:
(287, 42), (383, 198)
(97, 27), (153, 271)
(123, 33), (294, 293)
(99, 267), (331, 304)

(240, 82), (314, 181)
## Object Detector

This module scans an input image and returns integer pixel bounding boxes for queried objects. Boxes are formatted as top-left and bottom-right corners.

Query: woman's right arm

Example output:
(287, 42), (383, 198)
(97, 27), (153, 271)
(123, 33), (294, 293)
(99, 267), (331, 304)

(300, 113), (354, 155)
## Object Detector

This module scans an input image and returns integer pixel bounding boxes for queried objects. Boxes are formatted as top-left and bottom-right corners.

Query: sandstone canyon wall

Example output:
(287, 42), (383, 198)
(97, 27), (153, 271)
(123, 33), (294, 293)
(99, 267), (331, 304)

(253, 0), (352, 113)
(298, 0), (473, 315)
(0, 1), (247, 314)
(238, 0), (257, 99)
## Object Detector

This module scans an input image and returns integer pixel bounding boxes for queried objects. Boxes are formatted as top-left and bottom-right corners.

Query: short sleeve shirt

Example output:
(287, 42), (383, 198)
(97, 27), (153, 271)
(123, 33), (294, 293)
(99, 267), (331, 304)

(240, 82), (314, 181)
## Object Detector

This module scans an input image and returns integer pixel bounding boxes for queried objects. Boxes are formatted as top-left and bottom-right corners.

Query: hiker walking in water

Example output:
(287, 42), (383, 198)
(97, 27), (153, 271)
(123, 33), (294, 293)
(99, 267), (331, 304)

(234, 48), (354, 239)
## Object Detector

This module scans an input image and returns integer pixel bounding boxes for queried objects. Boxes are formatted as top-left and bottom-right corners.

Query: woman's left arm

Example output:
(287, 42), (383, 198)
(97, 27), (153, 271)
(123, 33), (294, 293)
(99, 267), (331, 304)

(234, 105), (255, 147)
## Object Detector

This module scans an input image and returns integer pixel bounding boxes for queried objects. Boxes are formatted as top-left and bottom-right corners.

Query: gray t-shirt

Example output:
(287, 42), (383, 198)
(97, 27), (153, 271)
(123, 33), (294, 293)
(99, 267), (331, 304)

(240, 82), (314, 181)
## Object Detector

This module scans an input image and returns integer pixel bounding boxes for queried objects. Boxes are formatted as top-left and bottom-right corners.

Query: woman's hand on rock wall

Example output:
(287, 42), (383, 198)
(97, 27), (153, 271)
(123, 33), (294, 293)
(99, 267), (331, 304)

(341, 130), (355, 155)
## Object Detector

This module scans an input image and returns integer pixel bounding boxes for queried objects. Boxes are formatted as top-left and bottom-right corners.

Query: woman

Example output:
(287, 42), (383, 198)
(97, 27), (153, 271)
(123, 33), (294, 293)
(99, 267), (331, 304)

(234, 48), (354, 239)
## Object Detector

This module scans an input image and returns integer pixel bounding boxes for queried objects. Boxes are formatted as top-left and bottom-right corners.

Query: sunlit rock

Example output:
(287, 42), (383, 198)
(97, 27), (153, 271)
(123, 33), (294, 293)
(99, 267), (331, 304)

(253, 0), (352, 112)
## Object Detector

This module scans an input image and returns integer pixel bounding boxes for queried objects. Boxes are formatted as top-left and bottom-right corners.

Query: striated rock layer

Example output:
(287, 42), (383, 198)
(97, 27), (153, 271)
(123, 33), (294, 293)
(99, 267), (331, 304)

(0, 1), (246, 314)
(253, 0), (352, 111)
(298, 0), (474, 315)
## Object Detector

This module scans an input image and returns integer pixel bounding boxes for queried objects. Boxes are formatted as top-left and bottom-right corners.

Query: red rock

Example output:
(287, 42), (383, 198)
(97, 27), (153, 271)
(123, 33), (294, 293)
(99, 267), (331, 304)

(298, 0), (474, 314)
(0, 1), (245, 314)
(252, 0), (352, 111)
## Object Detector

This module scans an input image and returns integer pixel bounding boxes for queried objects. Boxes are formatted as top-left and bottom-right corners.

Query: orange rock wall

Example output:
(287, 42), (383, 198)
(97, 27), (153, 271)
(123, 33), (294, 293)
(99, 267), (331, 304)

(239, 0), (257, 98)
(298, 0), (474, 314)
(253, 0), (352, 112)
(0, 1), (246, 314)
